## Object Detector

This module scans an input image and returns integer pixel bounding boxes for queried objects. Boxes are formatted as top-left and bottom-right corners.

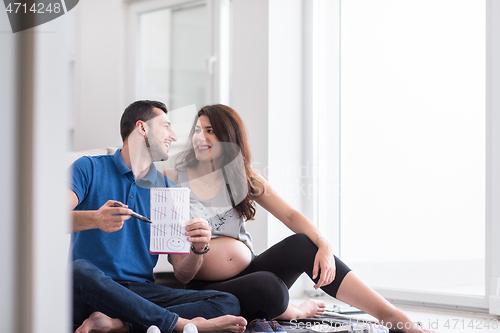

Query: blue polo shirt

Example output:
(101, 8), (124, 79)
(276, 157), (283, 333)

(71, 149), (174, 283)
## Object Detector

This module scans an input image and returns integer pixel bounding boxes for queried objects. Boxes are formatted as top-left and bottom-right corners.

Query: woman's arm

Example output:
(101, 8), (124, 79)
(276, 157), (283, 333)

(252, 172), (336, 289)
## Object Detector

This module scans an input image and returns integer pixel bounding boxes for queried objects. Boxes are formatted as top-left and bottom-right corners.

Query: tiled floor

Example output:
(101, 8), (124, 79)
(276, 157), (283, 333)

(290, 297), (500, 333)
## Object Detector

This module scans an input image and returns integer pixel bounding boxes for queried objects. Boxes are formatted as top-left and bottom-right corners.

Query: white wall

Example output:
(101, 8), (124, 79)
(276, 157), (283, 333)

(231, 0), (310, 247)
(231, 0), (270, 254)
(487, 0), (500, 315)
(267, 0), (305, 246)
(0, 7), (72, 333)
(32, 16), (73, 332)
(0, 8), (19, 333)
(73, 0), (128, 150)
(231, 0), (312, 296)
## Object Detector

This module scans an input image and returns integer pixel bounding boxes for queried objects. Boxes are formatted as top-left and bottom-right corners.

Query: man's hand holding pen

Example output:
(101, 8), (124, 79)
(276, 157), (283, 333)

(94, 200), (133, 233)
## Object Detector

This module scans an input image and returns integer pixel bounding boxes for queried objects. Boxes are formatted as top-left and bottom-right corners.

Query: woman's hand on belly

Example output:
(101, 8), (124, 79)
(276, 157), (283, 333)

(194, 236), (252, 281)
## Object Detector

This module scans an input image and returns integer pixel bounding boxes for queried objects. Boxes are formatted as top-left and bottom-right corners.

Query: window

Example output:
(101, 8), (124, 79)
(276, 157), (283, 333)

(130, 0), (231, 150)
(138, 4), (206, 111)
(314, 0), (487, 309)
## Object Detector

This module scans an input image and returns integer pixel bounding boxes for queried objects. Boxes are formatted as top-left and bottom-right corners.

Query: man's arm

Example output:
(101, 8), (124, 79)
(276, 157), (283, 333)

(169, 218), (211, 284)
(70, 190), (133, 233)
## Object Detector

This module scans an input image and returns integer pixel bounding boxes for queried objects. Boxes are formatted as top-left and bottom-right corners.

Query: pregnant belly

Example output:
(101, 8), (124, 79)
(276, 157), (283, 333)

(194, 236), (253, 281)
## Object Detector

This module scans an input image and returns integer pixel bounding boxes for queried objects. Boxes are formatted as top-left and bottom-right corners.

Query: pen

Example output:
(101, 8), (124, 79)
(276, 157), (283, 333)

(113, 202), (152, 223)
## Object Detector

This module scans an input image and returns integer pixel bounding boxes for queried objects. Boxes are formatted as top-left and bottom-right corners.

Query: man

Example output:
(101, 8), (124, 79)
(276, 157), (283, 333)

(70, 100), (247, 333)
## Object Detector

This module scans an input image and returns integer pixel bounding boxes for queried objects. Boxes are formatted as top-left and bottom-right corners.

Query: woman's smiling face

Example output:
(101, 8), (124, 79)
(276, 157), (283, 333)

(192, 115), (223, 163)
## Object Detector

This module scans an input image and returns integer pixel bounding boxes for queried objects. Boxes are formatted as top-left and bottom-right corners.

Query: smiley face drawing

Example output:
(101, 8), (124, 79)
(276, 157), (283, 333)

(167, 237), (185, 251)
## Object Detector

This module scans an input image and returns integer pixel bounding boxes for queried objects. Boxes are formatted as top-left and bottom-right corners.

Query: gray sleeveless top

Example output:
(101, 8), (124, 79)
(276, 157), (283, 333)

(177, 169), (253, 251)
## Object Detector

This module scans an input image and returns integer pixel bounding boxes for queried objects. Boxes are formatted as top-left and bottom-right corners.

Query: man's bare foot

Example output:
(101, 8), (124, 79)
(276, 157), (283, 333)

(275, 299), (327, 320)
(75, 311), (129, 333)
(177, 315), (247, 333)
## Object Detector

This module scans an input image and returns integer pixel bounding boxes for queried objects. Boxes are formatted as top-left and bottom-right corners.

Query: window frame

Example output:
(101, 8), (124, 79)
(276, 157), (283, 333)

(126, 0), (230, 106)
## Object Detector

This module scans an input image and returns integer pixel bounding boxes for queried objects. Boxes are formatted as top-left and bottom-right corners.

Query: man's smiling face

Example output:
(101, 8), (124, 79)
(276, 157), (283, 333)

(145, 108), (177, 162)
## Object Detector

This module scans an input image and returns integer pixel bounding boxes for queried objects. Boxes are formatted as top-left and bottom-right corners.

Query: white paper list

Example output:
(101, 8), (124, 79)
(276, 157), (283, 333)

(150, 187), (191, 254)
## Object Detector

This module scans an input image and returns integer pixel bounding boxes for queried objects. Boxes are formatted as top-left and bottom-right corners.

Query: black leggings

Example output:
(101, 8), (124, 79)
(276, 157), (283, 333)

(186, 234), (351, 320)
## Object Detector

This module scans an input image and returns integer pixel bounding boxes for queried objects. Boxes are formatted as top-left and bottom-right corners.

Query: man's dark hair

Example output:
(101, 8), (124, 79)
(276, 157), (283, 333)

(120, 100), (168, 142)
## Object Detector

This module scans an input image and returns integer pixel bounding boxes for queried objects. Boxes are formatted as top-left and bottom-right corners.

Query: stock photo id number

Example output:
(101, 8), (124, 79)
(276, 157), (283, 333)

(6, 2), (63, 13)
(3, 0), (79, 33)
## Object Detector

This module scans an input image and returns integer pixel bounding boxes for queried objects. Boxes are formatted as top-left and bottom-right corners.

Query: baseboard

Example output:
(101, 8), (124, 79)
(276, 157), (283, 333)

(489, 277), (500, 315)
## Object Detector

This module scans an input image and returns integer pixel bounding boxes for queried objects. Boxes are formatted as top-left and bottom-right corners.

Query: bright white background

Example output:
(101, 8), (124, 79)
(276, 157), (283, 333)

(339, 0), (485, 295)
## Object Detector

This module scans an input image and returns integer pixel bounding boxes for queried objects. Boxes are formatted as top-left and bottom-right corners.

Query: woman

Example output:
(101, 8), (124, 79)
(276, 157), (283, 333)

(164, 104), (429, 333)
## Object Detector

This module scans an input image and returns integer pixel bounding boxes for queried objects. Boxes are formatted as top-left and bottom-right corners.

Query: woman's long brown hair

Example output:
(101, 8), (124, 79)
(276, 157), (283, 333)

(176, 104), (260, 221)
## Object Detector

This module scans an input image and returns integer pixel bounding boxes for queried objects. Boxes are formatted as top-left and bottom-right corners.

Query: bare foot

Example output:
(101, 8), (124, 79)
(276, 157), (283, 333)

(75, 312), (129, 333)
(380, 308), (435, 333)
(178, 315), (247, 333)
(275, 299), (326, 320)
(336, 273), (436, 333)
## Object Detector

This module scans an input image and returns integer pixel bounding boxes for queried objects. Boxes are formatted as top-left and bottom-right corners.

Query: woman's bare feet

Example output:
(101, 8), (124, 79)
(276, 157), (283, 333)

(379, 308), (435, 333)
(177, 315), (247, 333)
(75, 312), (128, 333)
(275, 299), (327, 320)
(336, 272), (436, 333)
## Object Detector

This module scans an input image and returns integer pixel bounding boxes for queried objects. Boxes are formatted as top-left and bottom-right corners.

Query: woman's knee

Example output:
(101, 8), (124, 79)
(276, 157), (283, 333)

(281, 234), (318, 259)
(282, 233), (316, 249)
(252, 272), (289, 306)
(242, 272), (289, 319)
(257, 271), (288, 292)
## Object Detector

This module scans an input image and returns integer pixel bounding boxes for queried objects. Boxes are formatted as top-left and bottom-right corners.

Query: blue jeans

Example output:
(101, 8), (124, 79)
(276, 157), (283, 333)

(73, 259), (240, 333)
